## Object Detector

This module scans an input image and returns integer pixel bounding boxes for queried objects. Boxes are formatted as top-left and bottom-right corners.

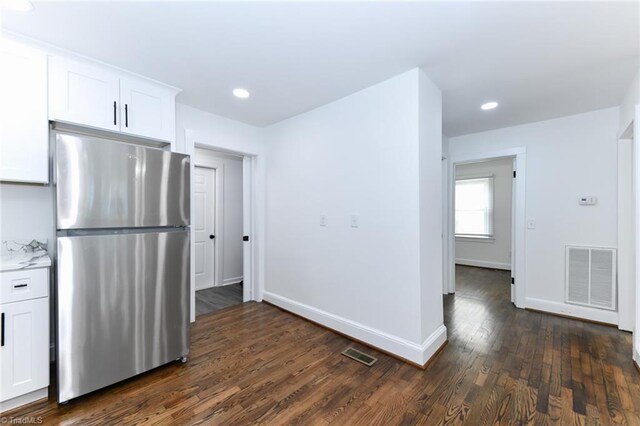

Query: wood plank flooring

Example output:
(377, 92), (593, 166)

(4, 265), (639, 424)
(196, 283), (243, 316)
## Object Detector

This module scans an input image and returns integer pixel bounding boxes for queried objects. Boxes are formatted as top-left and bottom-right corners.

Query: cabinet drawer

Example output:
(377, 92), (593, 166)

(0, 268), (48, 304)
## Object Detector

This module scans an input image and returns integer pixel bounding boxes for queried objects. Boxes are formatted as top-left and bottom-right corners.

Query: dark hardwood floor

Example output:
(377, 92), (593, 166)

(4, 265), (639, 424)
(196, 283), (243, 316)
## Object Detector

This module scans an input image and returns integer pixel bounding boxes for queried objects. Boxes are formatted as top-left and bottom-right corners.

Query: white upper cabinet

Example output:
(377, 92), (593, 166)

(49, 56), (178, 143)
(49, 57), (120, 133)
(0, 40), (49, 184)
(120, 76), (176, 142)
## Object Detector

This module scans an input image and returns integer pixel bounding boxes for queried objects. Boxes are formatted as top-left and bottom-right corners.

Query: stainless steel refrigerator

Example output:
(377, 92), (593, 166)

(54, 131), (190, 403)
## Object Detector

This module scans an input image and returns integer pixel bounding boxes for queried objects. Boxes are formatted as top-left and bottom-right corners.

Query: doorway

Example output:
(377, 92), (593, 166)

(453, 157), (515, 304)
(446, 148), (526, 308)
(193, 148), (245, 317)
(184, 129), (259, 324)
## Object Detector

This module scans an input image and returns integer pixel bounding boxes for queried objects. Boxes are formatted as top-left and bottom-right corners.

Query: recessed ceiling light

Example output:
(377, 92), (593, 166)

(481, 101), (498, 110)
(2, 0), (33, 12)
(233, 88), (250, 99)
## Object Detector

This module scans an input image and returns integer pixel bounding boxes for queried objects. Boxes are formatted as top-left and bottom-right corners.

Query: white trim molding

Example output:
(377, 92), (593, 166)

(0, 388), (48, 414)
(525, 297), (618, 325)
(455, 259), (511, 270)
(264, 291), (447, 367)
(455, 236), (495, 243)
(222, 276), (243, 286)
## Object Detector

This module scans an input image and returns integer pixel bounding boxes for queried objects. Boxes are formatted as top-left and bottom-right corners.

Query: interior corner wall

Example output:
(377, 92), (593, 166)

(449, 107), (620, 325)
(455, 158), (513, 270)
(263, 69), (428, 361)
(418, 69), (446, 354)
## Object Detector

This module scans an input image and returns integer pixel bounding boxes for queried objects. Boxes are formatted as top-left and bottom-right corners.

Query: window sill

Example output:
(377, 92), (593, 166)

(455, 235), (495, 243)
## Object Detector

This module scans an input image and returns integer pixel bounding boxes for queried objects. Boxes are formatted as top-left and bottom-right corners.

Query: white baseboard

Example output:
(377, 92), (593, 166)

(263, 291), (447, 366)
(525, 297), (618, 325)
(222, 276), (243, 286)
(196, 282), (216, 291)
(0, 388), (47, 414)
(455, 258), (511, 270)
(634, 347), (640, 364)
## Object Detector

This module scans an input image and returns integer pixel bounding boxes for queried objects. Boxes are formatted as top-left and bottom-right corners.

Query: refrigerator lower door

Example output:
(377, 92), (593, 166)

(56, 229), (190, 403)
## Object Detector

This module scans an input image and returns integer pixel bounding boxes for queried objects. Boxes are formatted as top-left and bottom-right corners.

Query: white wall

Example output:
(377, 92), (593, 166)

(635, 105), (640, 364)
(618, 69), (640, 363)
(449, 107), (620, 324)
(194, 148), (244, 285)
(455, 158), (513, 270)
(442, 134), (449, 294)
(620, 69), (639, 135)
(418, 71), (445, 349)
(0, 183), (54, 250)
(263, 68), (445, 365)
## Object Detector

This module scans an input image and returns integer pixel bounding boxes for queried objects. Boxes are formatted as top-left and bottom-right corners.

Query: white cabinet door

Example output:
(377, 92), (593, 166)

(0, 298), (49, 402)
(0, 40), (49, 183)
(49, 56), (120, 132)
(120, 76), (175, 142)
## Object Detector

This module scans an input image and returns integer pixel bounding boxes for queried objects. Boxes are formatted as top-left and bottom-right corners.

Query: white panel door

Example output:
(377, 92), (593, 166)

(242, 157), (252, 302)
(120, 76), (175, 142)
(194, 167), (216, 290)
(49, 56), (120, 132)
(0, 298), (49, 402)
(0, 40), (49, 183)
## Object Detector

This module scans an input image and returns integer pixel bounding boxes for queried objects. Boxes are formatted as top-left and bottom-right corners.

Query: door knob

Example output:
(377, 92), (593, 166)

(209, 235), (215, 239)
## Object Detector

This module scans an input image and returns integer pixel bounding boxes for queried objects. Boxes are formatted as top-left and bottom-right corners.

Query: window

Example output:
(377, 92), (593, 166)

(455, 176), (494, 237)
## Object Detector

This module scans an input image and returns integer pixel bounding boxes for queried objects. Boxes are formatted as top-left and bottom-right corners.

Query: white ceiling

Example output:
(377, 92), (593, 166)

(3, 1), (638, 136)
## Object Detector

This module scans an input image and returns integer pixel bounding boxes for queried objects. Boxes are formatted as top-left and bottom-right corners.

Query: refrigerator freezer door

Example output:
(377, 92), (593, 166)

(56, 132), (190, 229)
(56, 230), (190, 403)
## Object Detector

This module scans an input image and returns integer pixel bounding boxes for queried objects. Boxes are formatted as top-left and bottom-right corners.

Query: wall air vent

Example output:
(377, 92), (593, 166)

(565, 246), (616, 311)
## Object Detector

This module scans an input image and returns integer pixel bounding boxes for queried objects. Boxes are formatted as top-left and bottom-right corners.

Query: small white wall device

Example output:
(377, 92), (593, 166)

(579, 196), (597, 206)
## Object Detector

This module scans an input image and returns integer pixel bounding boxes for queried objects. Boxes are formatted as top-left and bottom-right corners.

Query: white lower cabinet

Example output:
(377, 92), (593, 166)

(0, 269), (49, 413)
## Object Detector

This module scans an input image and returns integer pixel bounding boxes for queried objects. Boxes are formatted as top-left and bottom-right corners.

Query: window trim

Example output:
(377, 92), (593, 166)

(454, 173), (495, 238)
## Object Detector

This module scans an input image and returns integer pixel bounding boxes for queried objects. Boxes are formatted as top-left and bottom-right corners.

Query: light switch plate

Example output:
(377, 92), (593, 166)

(350, 214), (359, 228)
(320, 214), (327, 227)
(527, 219), (536, 230)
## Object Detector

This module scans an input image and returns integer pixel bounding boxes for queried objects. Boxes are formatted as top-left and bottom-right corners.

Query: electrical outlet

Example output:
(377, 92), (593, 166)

(579, 196), (597, 206)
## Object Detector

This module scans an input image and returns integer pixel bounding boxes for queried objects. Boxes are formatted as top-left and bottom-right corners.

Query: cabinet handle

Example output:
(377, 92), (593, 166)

(113, 101), (117, 125)
(125, 104), (129, 127)
(1, 313), (4, 347)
